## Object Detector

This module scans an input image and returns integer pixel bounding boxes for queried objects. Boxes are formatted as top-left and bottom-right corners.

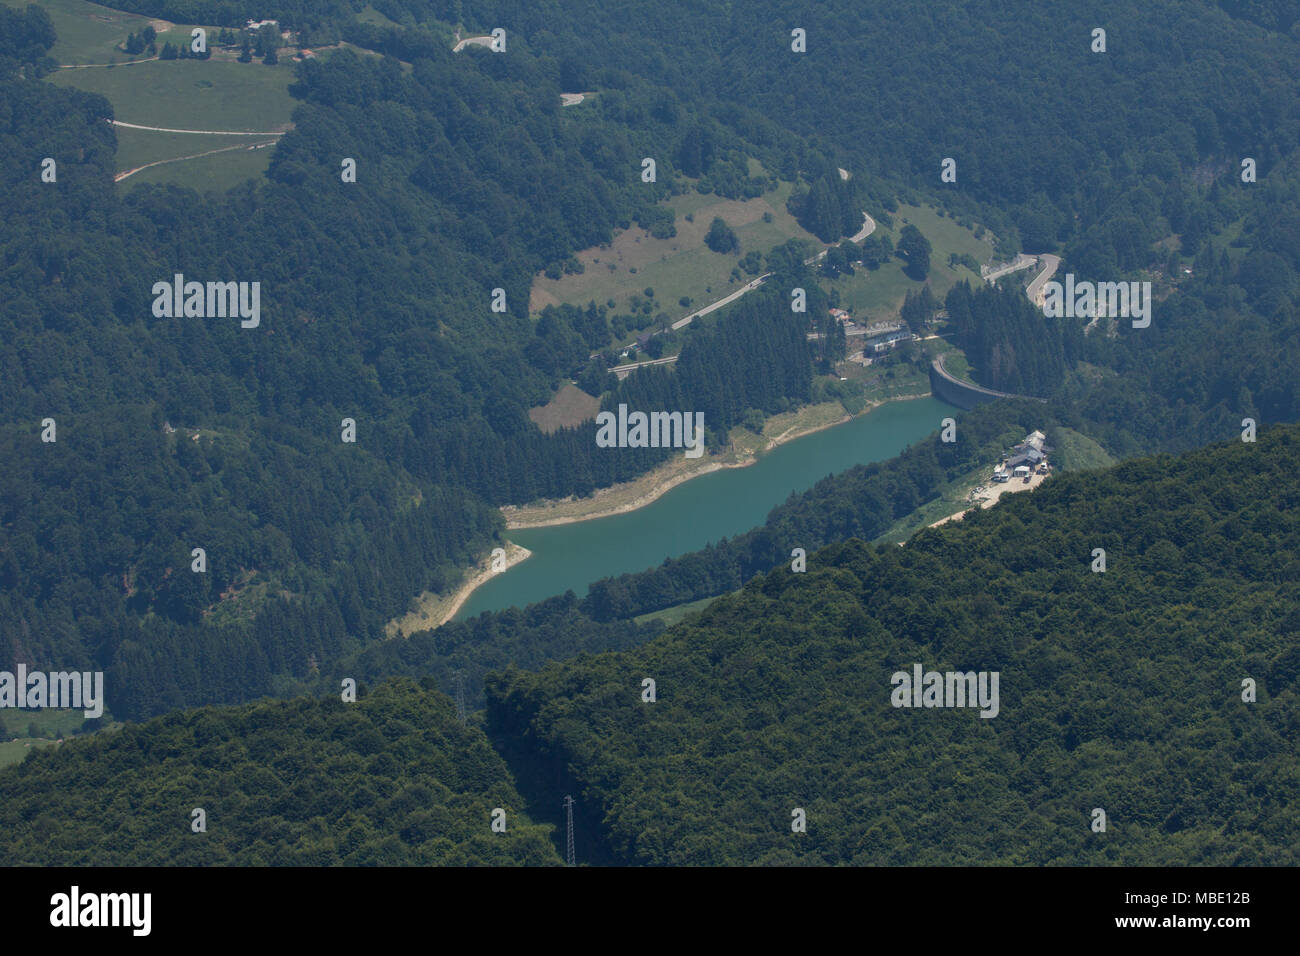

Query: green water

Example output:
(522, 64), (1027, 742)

(456, 396), (954, 619)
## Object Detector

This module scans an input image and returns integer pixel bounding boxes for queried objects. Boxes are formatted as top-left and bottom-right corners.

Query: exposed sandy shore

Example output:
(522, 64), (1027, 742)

(386, 541), (531, 636)
(503, 392), (931, 529)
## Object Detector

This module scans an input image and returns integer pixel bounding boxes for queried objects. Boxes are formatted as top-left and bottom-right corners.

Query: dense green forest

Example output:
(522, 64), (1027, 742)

(947, 282), (1082, 395)
(311, 400), (1037, 716)
(3, 0), (1300, 867)
(0, 16), (830, 719)
(6, 0), (1300, 739)
(0, 3), (53, 74)
(487, 427), (1300, 865)
(0, 677), (560, 864)
(326, 592), (665, 713)
(429, 0), (1300, 241)
(4, 428), (1295, 864)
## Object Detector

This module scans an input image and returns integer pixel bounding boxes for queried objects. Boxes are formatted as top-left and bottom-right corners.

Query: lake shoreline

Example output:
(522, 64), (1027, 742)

(412, 389), (935, 629)
(387, 541), (532, 635)
(502, 391), (933, 530)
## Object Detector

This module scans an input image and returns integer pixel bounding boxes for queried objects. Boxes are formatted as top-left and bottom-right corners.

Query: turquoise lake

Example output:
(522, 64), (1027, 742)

(456, 396), (954, 619)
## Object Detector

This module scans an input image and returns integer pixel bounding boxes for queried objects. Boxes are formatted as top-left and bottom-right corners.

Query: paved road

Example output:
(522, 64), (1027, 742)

(610, 355), (679, 379)
(453, 35), (493, 52)
(670, 273), (770, 331)
(1025, 254), (1062, 307)
(669, 211), (876, 332)
(593, 208), (878, 368)
(847, 211), (877, 244)
(932, 352), (1048, 403)
(983, 253), (1037, 282)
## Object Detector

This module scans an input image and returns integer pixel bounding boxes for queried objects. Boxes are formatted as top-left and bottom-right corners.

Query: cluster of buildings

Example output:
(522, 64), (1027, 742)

(992, 430), (1050, 482)
(243, 19), (297, 43)
(826, 309), (918, 365)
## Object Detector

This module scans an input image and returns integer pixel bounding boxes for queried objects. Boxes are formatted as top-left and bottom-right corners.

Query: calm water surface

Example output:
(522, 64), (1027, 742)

(456, 396), (953, 618)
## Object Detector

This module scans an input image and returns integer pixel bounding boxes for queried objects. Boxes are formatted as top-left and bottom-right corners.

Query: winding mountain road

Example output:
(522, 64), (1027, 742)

(453, 35), (494, 52)
(983, 253), (1037, 282)
(605, 210), (880, 374)
(1025, 254), (1062, 307)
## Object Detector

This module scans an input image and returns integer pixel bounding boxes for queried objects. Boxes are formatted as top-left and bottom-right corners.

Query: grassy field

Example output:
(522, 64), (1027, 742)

(120, 138), (279, 191)
(0, 739), (56, 767)
(24, 0), (302, 190)
(528, 383), (600, 433)
(2, 0), (158, 65)
(113, 126), (272, 171)
(52, 58), (299, 132)
(49, 52), (300, 190)
(633, 593), (722, 627)
(875, 420), (1030, 543)
(0, 708), (109, 768)
(6, 0), (263, 68)
(835, 359), (932, 407)
(356, 4), (403, 28)
(826, 202), (995, 323)
(1048, 426), (1118, 472)
(875, 458), (995, 544)
(529, 179), (821, 318)
(929, 337), (977, 384)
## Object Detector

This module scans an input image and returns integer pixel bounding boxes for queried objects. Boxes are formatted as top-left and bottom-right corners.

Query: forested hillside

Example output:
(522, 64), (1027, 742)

(947, 282), (1082, 396)
(487, 426), (1300, 865)
(427, 0), (1300, 243)
(0, 17), (828, 719)
(5, 427), (1294, 865)
(311, 400), (1036, 712)
(0, 677), (560, 865)
(6, 0), (1300, 734)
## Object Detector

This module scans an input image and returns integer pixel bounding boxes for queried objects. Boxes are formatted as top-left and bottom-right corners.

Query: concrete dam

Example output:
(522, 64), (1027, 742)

(929, 354), (1048, 410)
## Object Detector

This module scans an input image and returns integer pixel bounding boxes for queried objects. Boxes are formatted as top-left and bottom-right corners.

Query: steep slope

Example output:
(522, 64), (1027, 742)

(0, 677), (560, 865)
(487, 426), (1300, 865)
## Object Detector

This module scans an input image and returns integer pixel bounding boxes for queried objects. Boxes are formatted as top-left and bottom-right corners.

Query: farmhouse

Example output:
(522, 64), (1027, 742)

(994, 430), (1052, 482)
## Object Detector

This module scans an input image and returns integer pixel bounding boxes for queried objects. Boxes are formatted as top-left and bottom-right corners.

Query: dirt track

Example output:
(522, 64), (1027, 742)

(109, 119), (289, 135)
(115, 139), (279, 182)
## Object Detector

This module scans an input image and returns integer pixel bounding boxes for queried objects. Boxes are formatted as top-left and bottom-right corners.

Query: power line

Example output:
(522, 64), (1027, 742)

(562, 795), (575, 866)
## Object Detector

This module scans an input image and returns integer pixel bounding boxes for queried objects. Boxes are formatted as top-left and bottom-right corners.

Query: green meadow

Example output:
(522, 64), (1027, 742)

(13, 0), (302, 190)
(827, 202), (996, 322)
(51, 56), (300, 190)
(51, 58), (298, 132)
(113, 126), (271, 171)
(0, 707), (111, 768)
(117, 137), (280, 191)
(530, 177), (822, 318)
(2, 0), (156, 65)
